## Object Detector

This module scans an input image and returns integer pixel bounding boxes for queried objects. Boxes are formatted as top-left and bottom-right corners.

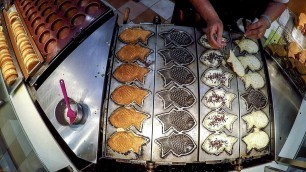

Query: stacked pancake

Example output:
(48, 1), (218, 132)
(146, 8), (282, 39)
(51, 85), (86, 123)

(8, 12), (39, 72)
(0, 26), (17, 86)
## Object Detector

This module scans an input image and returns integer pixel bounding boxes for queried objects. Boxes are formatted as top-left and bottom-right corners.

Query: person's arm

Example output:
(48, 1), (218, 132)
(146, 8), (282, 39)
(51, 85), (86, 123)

(189, 0), (224, 48)
(245, 1), (288, 39)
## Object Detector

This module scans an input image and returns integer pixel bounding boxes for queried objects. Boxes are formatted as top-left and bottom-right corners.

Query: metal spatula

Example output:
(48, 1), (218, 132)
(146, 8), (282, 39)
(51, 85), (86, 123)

(59, 79), (76, 124)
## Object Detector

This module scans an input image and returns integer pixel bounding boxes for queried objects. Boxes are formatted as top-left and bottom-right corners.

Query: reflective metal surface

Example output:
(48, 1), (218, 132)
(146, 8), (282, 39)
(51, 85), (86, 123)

(36, 16), (117, 163)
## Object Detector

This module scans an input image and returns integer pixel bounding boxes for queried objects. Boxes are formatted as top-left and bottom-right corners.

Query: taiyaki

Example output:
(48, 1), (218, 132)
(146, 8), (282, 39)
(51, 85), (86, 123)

(158, 47), (194, 65)
(156, 109), (196, 133)
(198, 34), (228, 49)
(241, 88), (267, 111)
(203, 109), (237, 132)
(119, 27), (154, 44)
(201, 68), (234, 88)
(159, 29), (193, 47)
(242, 110), (269, 131)
(234, 38), (259, 54)
(158, 66), (196, 87)
(242, 128), (269, 153)
(202, 132), (237, 155)
(157, 86), (196, 109)
(109, 107), (150, 132)
(202, 88), (236, 110)
(113, 63), (150, 84)
(241, 72), (265, 89)
(200, 50), (224, 67)
(111, 85), (150, 107)
(108, 131), (149, 155)
(227, 50), (245, 77)
(238, 55), (261, 71)
(155, 132), (196, 157)
(116, 44), (152, 63)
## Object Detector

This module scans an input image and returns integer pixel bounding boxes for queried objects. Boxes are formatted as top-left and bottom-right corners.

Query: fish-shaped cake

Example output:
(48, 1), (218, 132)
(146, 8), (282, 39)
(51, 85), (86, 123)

(242, 110), (269, 131)
(109, 107), (150, 132)
(241, 72), (265, 89)
(108, 131), (149, 155)
(234, 38), (259, 54)
(202, 88), (236, 110)
(155, 132), (196, 157)
(200, 50), (224, 67)
(158, 66), (196, 87)
(156, 109), (196, 133)
(159, 29), (193, 47)
(238, 55), (261, 71)
(116, 44), (152, 63)
(119, 27), (154, 44)
(158, 47), (194, 65)
(242, 128), (269, 153)
(157, 86), (196, 109)
(203, 109), (237, 132)
(111, 85), (150, 107)
(202, 132), (237, 155)
(201, 68), (234, 88)
(241, 88), (267, 111)
(113, 63), (150, 84)
(227, 50), (245, 77)
(198, 34), (228, 49)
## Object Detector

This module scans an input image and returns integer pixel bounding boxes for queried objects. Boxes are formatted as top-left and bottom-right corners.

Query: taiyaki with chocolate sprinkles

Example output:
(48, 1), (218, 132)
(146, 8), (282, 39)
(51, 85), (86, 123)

(109, 107), (150, 132)
(203, 109), (237, 132)
(157, 86), (196, 109)
(201, 68), (234, 88)
(159, 29), (194, 47)
(158, 47), (194, 65)
(113, 63), (150, 84)
(202, 88), (236, 110)
(198, 34), (228, 49)
(156, 109), (196, 133)
(158, 66), (196, 87)
(242, 128), (269, 153)
(200, 50), (224, 67)
(155, 132), (196, 158)
(116, 44), (152, 63)
(242, 110), (269, 131)
(119, 27), (154, 45)
(202, 132), (238, 156)
(241, 88), (267, 111)
(108, 131), (149, 155)
(111, 85), (150, 107)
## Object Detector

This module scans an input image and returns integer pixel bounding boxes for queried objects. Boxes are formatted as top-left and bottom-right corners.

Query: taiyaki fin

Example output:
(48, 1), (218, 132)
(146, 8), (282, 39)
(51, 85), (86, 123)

(158, 69), (172, 86)
(225, 92), (236, 109)
(157, 90), (172, 109)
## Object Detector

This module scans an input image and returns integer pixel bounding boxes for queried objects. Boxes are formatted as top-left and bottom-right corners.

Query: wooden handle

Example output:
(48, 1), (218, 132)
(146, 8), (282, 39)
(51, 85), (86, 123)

(123, 8), (130, 24)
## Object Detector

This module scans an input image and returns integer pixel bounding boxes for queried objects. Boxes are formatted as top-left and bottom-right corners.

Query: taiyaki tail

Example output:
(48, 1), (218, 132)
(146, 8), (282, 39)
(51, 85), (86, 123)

(156, 137), (171, 157)
(225, 137), (237, 154)
(133, 113), (149, 131)
(156, 114), (171, 133)
(158, 69), (172, 86)
(225, 92), (236, 109)
(131, 136), (147, 153)
(224, 115), (237, 132)
(136, 67), (149, 83)
(134, 89), (149, 106)
(157, 90), (173, 109)
(224, 73), (234, 88)
(159, 50), (172, 65)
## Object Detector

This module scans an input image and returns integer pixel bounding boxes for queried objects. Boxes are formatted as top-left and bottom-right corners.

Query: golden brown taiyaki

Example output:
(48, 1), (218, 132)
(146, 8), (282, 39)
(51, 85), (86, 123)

(116, 44), (151, 63)
(113, 63), (149, 84)
(109, 107), (149, 132)
(119, 27), (153, 44)
(111, 85), (150, 107)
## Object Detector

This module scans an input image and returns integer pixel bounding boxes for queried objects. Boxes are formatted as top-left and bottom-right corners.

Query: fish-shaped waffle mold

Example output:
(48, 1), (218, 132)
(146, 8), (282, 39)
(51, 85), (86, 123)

(107, 131), (149, 155)
(155, 132), (196, 158)
(242, 128), (269, 153)
(241, 88), (267, 111)
(234, 38), (259, 54)
(238, 55), (262, 71)
(113, 63), (150, 84)
(203, 108), (237, 132)
(116, 44), (152, 63)
(198, 34), (228, 49)
(156, 109), (196, 133)
(159, 29), (193, 47)
(201, 68), (234, 88)
(158, 66), (196, 87)
(157, 86), (196, 109)
(241, 72), (265, 89)
(202, 132), (237, 156)
(242, 110), (269, 131)
(111, 85), (150, 107)
(202, 88), (236, 110)
(200, 50), (224, 67)
(158, 47), (194, 65)
(119, 27), (154, 44)
(109, 107), (150, 132)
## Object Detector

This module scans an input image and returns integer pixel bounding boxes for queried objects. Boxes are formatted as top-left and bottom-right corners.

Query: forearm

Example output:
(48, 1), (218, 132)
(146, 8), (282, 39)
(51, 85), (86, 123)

(189, 0), (220, 23)
(263, 2), (288, 22)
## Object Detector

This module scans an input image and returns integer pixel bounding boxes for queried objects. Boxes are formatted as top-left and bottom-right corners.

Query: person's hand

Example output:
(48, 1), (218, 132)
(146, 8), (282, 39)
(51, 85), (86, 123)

(245, 18), (270, 39)
(205, 18), (225, 49)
